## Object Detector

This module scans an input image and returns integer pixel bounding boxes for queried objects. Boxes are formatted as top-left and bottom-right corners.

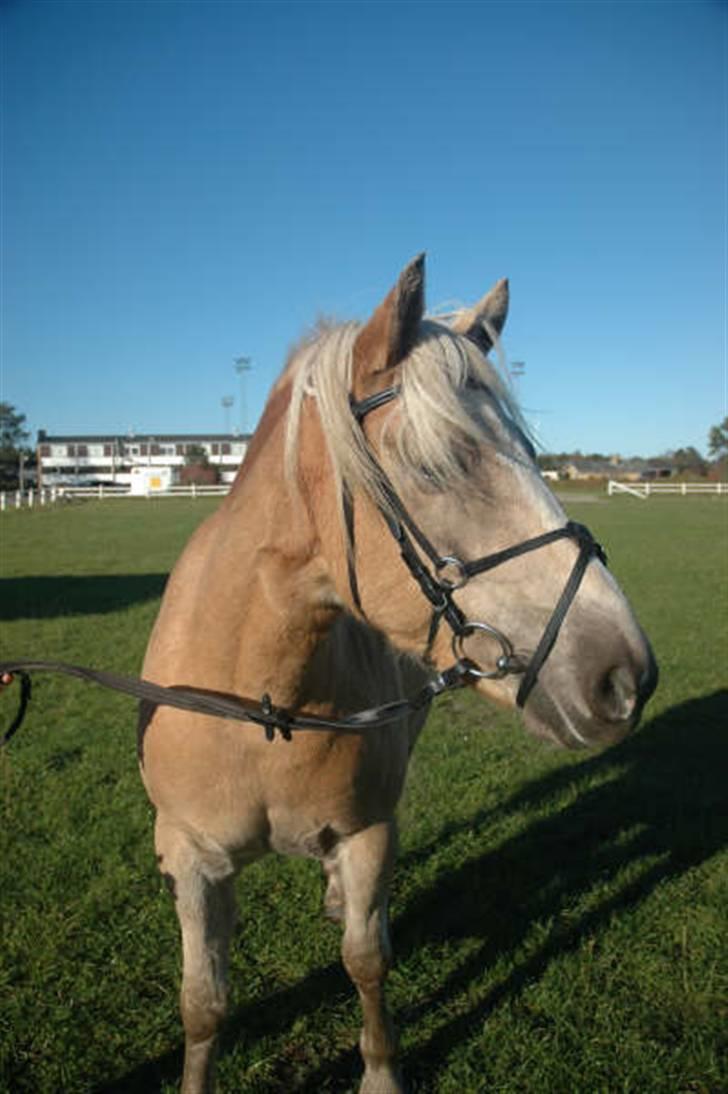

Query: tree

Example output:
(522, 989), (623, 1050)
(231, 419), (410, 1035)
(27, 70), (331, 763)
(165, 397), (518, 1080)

(0, 402), (29, 455)
(0, 403), (31, 488)
(183, 443), (209, 466)
(708, 417), (728, 459)
(181, 443), (218, 486)
(672, 446), (707, 476)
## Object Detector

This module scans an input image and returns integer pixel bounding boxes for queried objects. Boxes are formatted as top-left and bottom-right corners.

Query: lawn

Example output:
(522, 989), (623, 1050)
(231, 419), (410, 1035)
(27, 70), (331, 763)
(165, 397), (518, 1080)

(1, 494), (726, 1093)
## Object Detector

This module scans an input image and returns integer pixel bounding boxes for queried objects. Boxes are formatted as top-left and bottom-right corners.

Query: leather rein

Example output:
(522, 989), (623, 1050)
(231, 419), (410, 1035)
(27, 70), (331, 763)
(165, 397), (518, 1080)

(1, 384), (605, 747)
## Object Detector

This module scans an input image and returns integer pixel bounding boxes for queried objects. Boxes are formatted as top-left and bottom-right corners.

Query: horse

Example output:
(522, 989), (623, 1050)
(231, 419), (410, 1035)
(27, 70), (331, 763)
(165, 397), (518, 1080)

(139, 255), (657, 1093)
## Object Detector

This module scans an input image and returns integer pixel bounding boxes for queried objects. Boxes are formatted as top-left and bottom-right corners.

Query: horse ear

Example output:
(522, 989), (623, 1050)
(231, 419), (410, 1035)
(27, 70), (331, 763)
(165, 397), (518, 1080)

(451, 277), (509, 353)
(352, 253), (425, 392)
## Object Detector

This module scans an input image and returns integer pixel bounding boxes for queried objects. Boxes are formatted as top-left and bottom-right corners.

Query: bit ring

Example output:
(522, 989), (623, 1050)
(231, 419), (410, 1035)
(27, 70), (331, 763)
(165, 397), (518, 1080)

(436, 556), (468, 590)
(452, 621), (517, 679)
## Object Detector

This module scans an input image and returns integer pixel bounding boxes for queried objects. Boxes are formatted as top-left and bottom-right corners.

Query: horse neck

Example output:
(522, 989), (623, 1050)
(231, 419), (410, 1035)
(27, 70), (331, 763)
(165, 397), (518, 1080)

(145, 379), (431, 741)
(150, 383), (346, 708)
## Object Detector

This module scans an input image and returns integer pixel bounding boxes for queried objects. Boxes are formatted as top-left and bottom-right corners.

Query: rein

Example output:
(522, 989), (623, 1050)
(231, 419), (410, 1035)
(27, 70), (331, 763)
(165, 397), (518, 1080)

(1, 382), (606, 748)
(0, 657), (473, 748)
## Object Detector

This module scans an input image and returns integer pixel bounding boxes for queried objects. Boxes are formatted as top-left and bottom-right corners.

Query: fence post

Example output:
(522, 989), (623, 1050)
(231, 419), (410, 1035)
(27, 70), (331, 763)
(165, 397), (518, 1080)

(1, 492), (5, 512)
(681, 482), (686, 496)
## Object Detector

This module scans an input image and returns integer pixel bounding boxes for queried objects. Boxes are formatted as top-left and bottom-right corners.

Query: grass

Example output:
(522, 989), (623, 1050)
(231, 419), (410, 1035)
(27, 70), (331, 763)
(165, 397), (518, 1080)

(0, 493), (726, 1093)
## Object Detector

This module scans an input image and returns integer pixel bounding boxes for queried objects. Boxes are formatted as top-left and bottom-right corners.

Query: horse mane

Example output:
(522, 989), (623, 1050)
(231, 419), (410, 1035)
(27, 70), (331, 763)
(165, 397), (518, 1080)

(284, 313), (531, 512)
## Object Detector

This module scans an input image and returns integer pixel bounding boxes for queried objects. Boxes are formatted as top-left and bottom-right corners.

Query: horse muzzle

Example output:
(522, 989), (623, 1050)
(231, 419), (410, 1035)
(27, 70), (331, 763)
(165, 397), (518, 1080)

(521, 628), (659, 750)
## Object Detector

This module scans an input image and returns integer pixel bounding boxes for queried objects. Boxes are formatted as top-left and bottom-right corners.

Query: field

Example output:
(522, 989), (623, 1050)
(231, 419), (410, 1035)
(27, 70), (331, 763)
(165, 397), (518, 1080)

(1, 492), (726, 1093)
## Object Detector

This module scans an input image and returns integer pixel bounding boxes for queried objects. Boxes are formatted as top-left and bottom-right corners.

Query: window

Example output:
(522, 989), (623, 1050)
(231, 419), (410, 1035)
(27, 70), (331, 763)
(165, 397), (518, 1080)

(211, 443), (220, 456)
(221, 443), (231, 455)
(140, 444), (148, 456)
(67, 444), (76, 457)
(77, 445), (88, 457)
(39, 445), (51, 458)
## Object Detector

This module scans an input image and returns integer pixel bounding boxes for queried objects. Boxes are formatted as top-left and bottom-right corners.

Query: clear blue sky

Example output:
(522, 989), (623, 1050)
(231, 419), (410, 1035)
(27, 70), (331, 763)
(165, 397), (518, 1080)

(2, 0), (725, 457)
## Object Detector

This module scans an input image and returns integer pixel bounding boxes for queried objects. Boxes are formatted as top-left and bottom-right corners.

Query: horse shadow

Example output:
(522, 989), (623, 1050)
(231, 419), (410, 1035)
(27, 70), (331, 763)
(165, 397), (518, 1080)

(94, 688), (728, 1093)
(0, 574), (168, 621)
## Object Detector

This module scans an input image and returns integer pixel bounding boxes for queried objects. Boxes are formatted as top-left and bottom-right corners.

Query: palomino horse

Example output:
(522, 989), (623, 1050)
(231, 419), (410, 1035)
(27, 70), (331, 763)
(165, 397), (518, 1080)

(140, 256), (657, 1093)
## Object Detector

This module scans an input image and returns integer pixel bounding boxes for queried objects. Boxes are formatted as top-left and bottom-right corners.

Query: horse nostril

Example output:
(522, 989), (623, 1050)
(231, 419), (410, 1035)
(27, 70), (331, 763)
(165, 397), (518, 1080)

(596, 665), (638, 723)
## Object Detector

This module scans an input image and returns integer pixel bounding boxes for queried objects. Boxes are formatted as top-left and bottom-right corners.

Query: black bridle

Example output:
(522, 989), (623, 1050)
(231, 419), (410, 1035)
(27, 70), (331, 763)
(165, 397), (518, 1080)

(0, 383), (606, 746)
(347, 385), (607, 709)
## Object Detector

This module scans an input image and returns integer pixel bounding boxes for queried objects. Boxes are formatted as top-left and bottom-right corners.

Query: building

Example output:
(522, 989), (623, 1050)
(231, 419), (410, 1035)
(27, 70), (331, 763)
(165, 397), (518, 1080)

(36, 431), (250, 488)
(560, 457), (674, 482)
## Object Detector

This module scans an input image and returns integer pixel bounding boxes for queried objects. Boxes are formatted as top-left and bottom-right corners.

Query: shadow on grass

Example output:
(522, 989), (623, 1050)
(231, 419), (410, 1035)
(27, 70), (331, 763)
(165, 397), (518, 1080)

(0, 574), (168, 620)
(93, 688), (728, 1093)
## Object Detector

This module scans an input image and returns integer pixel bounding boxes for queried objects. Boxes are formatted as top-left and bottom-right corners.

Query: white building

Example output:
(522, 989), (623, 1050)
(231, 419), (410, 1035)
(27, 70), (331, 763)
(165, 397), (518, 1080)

(36, 431), (249, 487)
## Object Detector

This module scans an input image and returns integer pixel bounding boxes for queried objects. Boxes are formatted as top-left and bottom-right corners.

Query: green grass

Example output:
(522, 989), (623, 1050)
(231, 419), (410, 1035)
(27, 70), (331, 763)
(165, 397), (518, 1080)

(1, 496), (726, 1093)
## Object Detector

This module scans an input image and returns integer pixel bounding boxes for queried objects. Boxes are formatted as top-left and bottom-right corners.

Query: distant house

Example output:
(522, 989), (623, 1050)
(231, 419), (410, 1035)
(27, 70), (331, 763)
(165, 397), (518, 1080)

(36, 431), (250, 488)
(562, 459), (613, 481)
(560, 457), (675, 482)
(610, 458), (650, 482)
(639, 465), (674, 481)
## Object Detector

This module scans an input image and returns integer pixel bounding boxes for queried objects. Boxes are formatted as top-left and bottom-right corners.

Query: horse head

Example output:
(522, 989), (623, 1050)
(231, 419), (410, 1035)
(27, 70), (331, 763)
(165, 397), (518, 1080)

(289, 255), (657, 749)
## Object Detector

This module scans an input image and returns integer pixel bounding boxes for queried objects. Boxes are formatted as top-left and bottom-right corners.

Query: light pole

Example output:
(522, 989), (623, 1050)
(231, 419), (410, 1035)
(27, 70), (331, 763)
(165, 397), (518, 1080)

(234, 356), (252, 434)
(509, 360), (525, 399)
(221, 395), (234, 434)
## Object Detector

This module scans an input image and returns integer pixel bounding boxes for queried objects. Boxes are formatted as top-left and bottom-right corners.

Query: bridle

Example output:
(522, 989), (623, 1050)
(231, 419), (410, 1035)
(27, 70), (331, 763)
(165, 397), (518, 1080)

(347, 385), (607, 709)
(0, 381), (607, 746)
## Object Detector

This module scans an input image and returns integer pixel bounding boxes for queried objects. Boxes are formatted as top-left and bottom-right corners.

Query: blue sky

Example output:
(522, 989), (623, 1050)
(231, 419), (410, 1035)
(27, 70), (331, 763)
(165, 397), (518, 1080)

(2, 0), (725, 457)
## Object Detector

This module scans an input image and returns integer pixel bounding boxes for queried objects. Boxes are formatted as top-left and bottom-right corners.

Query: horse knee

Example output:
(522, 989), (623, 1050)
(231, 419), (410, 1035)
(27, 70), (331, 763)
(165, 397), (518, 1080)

(342, 921), (391, 988)
(181, 985), (228, 1045)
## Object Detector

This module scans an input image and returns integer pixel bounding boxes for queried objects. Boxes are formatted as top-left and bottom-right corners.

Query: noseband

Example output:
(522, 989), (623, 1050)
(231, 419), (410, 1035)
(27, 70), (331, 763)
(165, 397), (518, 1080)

(347, 386), (607, 708)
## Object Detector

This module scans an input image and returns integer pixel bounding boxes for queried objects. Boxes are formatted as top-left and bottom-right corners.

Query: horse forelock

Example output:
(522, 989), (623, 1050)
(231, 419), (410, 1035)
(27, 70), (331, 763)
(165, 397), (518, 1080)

(283, 314), (533, 512)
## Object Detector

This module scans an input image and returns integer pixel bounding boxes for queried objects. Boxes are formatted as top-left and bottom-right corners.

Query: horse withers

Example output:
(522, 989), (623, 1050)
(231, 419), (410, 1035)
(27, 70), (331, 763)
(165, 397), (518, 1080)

(139, 256), (657, 1093)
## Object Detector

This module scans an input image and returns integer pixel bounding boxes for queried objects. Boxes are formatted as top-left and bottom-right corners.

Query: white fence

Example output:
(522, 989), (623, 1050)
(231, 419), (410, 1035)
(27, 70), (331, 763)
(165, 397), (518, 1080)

(607, 480), (728, 499)
(1, 484), (231, 510)
(6, 479), (727, 510)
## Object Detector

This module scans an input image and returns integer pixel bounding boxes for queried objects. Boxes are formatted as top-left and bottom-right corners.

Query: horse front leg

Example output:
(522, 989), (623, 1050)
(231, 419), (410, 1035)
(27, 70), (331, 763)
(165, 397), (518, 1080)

(338, 820), (403, 1094)
(155, 814), (238, 1094)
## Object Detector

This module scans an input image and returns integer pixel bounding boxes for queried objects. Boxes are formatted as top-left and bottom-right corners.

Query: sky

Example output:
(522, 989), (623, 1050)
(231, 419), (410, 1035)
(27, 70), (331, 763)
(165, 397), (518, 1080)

(2, 0), (725, 458)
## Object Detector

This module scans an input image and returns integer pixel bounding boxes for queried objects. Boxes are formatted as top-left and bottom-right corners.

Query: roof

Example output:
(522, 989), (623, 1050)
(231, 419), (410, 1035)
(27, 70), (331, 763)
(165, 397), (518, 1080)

(37, 432), (251, 444)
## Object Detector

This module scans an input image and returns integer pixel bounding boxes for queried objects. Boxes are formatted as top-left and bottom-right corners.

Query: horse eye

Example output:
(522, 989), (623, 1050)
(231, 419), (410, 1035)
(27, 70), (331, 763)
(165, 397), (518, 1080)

(419, 465), (440, 486)
(465, 376), (491, 398)
(454, 440), (479, 474)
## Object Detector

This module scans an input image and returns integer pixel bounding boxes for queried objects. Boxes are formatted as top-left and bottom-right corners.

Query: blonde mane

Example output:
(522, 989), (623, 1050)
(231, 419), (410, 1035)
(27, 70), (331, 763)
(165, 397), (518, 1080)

(284, 314), (531, 512)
